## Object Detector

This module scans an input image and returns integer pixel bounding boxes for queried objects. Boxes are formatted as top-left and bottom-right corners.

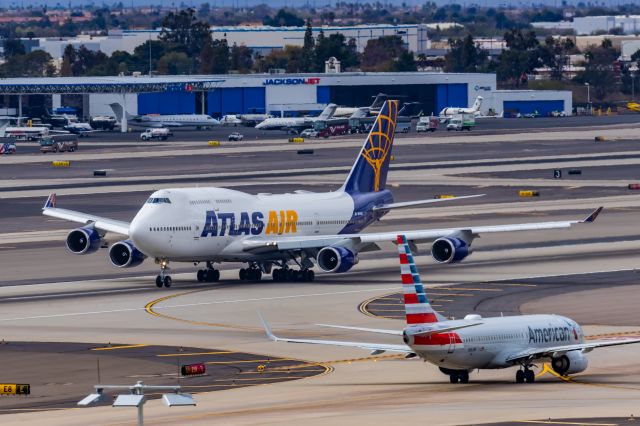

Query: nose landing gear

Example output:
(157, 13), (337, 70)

(155, 259), (171, 288)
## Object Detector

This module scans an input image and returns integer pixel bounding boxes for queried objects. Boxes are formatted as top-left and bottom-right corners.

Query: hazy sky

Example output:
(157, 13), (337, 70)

(7, 0), (635, 8)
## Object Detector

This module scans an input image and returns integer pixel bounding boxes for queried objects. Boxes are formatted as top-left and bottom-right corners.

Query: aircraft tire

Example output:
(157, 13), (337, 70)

(449, 374), (459, 384)
(212, 269), (220, 282)
(305, 270), (315, 282)
(155, 275), (163, 288)
(524, 369), (535, 383)
(516, 370), (525, 383)
(239, 268), (247, 280)
(163, 276), (172, 287)
(250, 269), (262, 281)
(459, 371), (469, 384)
(197, 270), (205, 282)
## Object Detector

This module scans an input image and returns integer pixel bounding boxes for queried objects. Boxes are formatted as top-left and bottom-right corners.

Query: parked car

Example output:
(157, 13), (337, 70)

(228, 132), (244, 141)
(300, 129), (319, 138)
(40, 134), (79, 153)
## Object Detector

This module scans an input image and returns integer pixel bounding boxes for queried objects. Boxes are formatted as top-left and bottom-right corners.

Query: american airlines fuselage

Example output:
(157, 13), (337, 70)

(408, 314), (584, 371)
(129, 187), (390, 262)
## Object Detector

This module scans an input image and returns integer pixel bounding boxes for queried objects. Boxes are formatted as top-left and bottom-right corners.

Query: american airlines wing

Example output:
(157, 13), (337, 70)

(260, 314), (414, 355)
(41, 194), (130, 236)
(505, 337), (640, 363)
(242, 207), (603, 252)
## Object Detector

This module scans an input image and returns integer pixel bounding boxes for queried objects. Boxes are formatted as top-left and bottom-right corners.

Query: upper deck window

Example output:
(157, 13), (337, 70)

(146, 197), (171, 204)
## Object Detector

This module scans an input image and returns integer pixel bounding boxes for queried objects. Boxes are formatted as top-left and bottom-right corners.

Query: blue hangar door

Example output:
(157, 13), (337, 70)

(503, 100), (564, 117)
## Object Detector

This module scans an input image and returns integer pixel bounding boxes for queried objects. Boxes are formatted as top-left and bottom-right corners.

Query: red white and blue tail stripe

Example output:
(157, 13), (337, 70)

(397, 235), (438, 325)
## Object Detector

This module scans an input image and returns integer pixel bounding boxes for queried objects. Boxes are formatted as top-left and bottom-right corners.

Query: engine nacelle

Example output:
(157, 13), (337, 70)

(431, 237), (471, 264)
(108, 240), (145, 268)
(551, 352), (589, 375)
(66, 227), (101, 255)
(317, 246), (357, 273)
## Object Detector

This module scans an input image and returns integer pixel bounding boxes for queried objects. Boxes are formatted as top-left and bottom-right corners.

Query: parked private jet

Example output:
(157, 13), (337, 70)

(439, 96), (483, 118)
(109, 103), (220, 128)
(261, 233), (637, 384)
(254, 104), (337, 132)
(43, 101), (600, 288)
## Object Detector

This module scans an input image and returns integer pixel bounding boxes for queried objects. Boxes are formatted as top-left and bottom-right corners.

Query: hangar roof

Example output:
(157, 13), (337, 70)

(0, 76), (225, 94)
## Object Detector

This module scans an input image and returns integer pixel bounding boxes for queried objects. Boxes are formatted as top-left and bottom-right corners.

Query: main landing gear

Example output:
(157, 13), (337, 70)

(197, 261), (220, 283)
(272, 267), (315, 282)
(440, 367), (469, 384)
(516, 367), (535, 383)
(155, 259), (172, 288)
(239, 266), (262, 281)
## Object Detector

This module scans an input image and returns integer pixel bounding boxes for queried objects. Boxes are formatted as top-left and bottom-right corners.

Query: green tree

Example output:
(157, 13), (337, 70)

(160, 8), (211, 59)
(301, 19), (315, 72)
(361, 35), (415, 72)
(60, 44), (76, 76)
(574, 41), (619, 101)
(210, 39), (230, 74)
(444, 34), (488, 72)
(230, 44), (253, 73)
(263, 9), (304, 27)
(157, 51), (191, 75)
(495, 29), (541, 86)
(2, 39), (25, 58)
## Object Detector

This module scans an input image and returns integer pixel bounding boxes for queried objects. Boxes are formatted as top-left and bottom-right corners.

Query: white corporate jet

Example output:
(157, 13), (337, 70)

(262, 234), (640, 384)
(43, 100), (600, 288)
(109, 103), (220, 128)
(439, 96), (483, 118)
(254, 104), (337, 132)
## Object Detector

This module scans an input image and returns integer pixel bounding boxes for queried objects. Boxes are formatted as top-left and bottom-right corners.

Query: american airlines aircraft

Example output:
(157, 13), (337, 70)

(254, 104), (337, 132)
(109, 103), (220, 128)
(439, 96), (483, 118)
(261, 234), (639, 384)
(43, 101), (599, 288)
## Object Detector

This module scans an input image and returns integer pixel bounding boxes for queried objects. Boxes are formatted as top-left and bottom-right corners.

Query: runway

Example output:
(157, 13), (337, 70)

(1, 116), (640, 425)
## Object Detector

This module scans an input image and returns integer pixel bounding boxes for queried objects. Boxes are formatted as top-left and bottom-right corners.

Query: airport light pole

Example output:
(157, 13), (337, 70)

(584, 82), (590, 114)
(78, 381), (196, 426)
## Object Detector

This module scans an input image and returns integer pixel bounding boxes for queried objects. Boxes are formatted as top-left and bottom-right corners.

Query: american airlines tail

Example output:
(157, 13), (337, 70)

(341, 100), (399, 194)
(397, 234), (447, 324)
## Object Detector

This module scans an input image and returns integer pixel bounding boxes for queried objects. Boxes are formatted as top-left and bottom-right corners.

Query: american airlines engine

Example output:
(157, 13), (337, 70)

(43, 101), (601, 288)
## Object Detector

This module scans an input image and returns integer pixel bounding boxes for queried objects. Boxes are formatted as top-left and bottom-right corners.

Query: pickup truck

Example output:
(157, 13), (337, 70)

(140, 128), (172, 141)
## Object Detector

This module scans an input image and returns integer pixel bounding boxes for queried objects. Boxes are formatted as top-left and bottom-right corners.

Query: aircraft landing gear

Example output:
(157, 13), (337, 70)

(197, 262), (220, 283)
(239, 264), (262, 281)
(516, 367), (535, 383)
(155, 259), (171, 288)
(440, 367), (469, 384)
(272, 267), (314, 282)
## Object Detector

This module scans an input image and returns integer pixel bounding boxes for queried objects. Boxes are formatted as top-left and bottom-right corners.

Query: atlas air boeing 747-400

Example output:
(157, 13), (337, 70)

(43, 100), (601, 288)
(261, 235), (640, 384)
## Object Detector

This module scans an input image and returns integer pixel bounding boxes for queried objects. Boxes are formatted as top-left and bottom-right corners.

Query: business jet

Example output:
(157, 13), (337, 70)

(109, 103), (220, 129)
(439, 96), (483, 118)
(262, 233), (638, 384)
(254, 104), (337, 132)
(43, 100), (600, 288)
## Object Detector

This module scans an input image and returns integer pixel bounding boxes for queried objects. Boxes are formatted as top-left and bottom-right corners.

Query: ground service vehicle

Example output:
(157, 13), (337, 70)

(228, 132), (244, 141)
(416, 116), (439, 132)
(300, 129), (319, 138)
(40, 134), (78, 153)
(446, 114), (475, 131)
(140, 128), (172, 141)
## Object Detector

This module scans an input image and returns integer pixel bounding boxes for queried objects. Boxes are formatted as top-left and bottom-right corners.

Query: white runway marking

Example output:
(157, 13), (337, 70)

(0, 286), (398, 322)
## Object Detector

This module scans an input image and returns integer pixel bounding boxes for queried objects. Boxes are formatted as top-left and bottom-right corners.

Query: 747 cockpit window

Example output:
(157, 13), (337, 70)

(147, 197), (171, 204)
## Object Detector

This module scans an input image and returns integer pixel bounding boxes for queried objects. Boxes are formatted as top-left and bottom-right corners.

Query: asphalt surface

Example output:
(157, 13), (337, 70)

(361, 270), (640, 326)
(2, 116), (640, 424)
(0, 341), (327, 413)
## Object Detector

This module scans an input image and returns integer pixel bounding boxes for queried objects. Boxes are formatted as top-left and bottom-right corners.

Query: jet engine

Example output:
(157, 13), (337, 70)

(66, 227), (101, 255)
(431, 237), (471, 264)
(108, 240), (145, 268)
(551, 352), (588, 375)
(317, 246), (357, 273)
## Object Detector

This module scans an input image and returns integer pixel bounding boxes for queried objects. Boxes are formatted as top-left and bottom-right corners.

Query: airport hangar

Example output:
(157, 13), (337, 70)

(0, 72), (571, 128)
